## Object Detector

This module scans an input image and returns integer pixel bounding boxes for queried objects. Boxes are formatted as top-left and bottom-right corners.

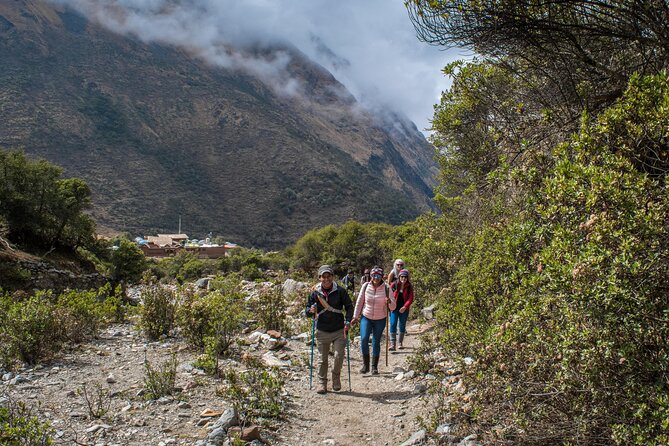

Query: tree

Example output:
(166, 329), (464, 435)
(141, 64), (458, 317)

(109, 238), (146, 285)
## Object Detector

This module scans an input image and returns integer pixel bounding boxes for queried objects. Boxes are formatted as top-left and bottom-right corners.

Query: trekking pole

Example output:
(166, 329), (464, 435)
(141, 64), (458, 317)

(346, 324), (352, 391)
(385, 305), (389, 367)
(309, 316), (316, 390)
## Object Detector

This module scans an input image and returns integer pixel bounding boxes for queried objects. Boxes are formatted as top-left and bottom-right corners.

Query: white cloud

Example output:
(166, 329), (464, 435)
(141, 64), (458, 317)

(52, 0), (465, 134)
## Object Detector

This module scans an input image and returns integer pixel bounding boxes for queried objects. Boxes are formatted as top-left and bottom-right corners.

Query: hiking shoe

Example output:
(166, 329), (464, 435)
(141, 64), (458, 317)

(359, 354), (370, 374)
(332, 374), (341, 391)
(316, 382), (327, 394)
(371, 356), (380, 375)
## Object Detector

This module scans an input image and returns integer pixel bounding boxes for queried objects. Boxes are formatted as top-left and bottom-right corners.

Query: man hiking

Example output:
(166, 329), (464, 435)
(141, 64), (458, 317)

(306, 265), (354, 394)
(342, 270), (355, 295)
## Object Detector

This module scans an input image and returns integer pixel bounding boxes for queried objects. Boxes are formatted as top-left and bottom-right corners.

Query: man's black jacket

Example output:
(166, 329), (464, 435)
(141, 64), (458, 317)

(305, 282), (353, 332)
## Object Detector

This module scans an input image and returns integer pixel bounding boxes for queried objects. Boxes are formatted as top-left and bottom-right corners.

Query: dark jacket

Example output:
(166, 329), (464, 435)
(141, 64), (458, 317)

(305, 282), (353, 332)
(342, 274), (355, 293)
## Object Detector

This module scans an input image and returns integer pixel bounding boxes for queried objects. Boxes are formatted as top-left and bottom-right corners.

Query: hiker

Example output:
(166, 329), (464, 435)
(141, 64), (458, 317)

(360, 268), (371, 285)
(389, 269), (414, 350)
(351, 266), (396, 375)
(387, 258), (405, 284)
(306, 265), (354, 394)
(342, 270), (355, 294)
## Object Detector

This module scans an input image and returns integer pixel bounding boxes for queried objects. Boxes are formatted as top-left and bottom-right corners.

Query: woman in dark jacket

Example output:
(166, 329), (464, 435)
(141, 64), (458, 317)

(389, 269), (414, 350)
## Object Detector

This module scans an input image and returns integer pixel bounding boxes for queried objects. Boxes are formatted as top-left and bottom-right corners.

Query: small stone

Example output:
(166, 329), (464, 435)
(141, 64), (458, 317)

(200, 409), (223, 418)
(267, 329), (281, 339)
(322, 440), (336, 445)
(400, 429), (426, 446)
(227, 425), (261, 441)
(412, 384), (428, 395)
(86, 424), (112, 433)
(395, 373), (405, 381)
(393, 366), (406, 373)
(405, 370), (416, 379)
(106, 374), (116, 384)
(177, 401), (191, 409)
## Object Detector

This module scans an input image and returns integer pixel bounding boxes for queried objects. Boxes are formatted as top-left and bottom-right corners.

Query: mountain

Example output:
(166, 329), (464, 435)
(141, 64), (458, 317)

(0, 0), (438, 249)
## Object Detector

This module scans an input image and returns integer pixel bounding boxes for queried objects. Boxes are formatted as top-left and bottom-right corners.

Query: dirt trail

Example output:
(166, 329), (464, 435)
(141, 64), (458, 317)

(276, 322), (431, 446)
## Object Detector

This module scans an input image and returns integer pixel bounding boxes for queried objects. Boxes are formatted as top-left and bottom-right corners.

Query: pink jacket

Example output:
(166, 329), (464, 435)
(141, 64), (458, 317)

(353, 281), (396, 321)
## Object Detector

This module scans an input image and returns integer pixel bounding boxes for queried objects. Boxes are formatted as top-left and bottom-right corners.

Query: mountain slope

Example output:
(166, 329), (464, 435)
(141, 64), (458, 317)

(0, 0), (438, 248)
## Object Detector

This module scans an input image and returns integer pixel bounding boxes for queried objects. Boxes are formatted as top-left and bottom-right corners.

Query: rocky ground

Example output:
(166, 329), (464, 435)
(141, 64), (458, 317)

(1, 312), (474, 446)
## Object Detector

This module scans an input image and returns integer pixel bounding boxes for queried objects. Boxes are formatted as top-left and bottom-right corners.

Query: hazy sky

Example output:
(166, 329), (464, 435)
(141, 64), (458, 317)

(54, 0), (465, 134)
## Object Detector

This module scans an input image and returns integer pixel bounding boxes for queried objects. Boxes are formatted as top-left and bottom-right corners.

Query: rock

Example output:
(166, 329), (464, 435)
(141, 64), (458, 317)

(106, 374), (116, 384)
(322, 440), (336, 445)
(208, 426), (225, 443)
(227, 425), (261, 441)
(86, 424), (112, 433)
(400, 429), (426, 446)
(177, 401), (191, 409)
(2, 372), (14, 381)
(463, 357), (474, 366)
(458, 434), (481, 446)
(200, 409), (223, 418)
(282, 279), (310, 298)
(261, 352), (291, 368)
(395, 373), (405, 381)
(412, 383), (428, 395)
(291, 332), (309, 341)
(267, 329), (281, 339)
(436, 423), (451, 433)
(405, 370), (416, 379)
(213, 407), (238, 431)
(268, 338), (288, 350)
(247, 331), (265, 343)
(421, 305), (435, 320)
(9, 375), (28, 385)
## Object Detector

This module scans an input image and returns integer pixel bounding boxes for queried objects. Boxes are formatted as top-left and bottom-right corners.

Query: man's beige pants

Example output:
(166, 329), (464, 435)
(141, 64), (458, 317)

(315, 328), (345, 384)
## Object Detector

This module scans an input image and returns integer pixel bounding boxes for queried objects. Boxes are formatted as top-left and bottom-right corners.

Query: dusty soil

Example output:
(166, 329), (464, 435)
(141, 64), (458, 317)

(277, 322), (432, 446)
(1, 321), (435, 446)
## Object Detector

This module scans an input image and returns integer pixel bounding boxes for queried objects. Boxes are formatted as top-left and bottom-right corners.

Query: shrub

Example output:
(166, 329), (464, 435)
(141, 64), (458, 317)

(0, 292), (63, 366)
(0, 393), (54, 445)
(143, 353), (178, 400)
(56, 289), (102, 343)
(139, 286), (176, 341)
(176, 281), (247, 355)
(78, 382), (112, 419)
(251, 281), (286, 333)
(218, 355), (285, 425)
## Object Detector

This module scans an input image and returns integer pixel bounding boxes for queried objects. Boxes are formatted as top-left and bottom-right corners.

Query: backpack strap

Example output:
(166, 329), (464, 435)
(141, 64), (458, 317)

(314, 290), (345, 317)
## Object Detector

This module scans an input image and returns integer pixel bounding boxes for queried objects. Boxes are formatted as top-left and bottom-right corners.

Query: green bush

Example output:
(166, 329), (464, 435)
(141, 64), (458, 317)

(0, 292), (63, 366)
(56, 289), (102, 343)
(218, 355), (285, 425)
(143, 353), (178, 400)
(176, 280), (247, 355)
(139, 286), (176, 341)
(249, 281), (287, 333)
(432, 75), (669, 445)
(0, 395), (54, 445)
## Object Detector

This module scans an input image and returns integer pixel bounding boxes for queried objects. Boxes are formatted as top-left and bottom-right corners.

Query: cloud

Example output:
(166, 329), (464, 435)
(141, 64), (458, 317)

(52, 0), (464, 134)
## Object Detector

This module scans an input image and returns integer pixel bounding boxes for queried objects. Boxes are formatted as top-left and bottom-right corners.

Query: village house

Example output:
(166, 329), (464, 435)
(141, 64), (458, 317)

(138, 233), (236, 259)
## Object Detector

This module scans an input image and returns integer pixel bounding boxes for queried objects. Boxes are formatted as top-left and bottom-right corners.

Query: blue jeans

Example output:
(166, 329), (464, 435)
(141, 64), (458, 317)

(359, 316), (386, 357)
(389, 308), (409, 335)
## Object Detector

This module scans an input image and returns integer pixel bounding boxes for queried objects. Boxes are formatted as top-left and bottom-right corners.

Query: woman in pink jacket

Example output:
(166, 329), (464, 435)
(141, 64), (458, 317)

(352, 266), (396, 375)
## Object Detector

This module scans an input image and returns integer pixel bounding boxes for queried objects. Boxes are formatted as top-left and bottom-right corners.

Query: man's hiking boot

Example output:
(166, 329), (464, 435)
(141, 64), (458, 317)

(332, 373), (341, 391)
(371, 356), (380, 375)
(316, 381), (327, 394)
(389, 333), (397, 351)
(399, 332), (405, 349)
(359, 354), (370, 374)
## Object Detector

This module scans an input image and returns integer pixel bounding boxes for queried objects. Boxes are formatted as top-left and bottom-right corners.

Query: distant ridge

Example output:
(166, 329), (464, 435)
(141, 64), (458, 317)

(0, 0), (438, 249)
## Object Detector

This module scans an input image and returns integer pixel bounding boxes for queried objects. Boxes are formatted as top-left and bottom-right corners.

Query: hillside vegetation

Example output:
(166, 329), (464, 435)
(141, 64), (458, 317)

(398, 1), (669, 444)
